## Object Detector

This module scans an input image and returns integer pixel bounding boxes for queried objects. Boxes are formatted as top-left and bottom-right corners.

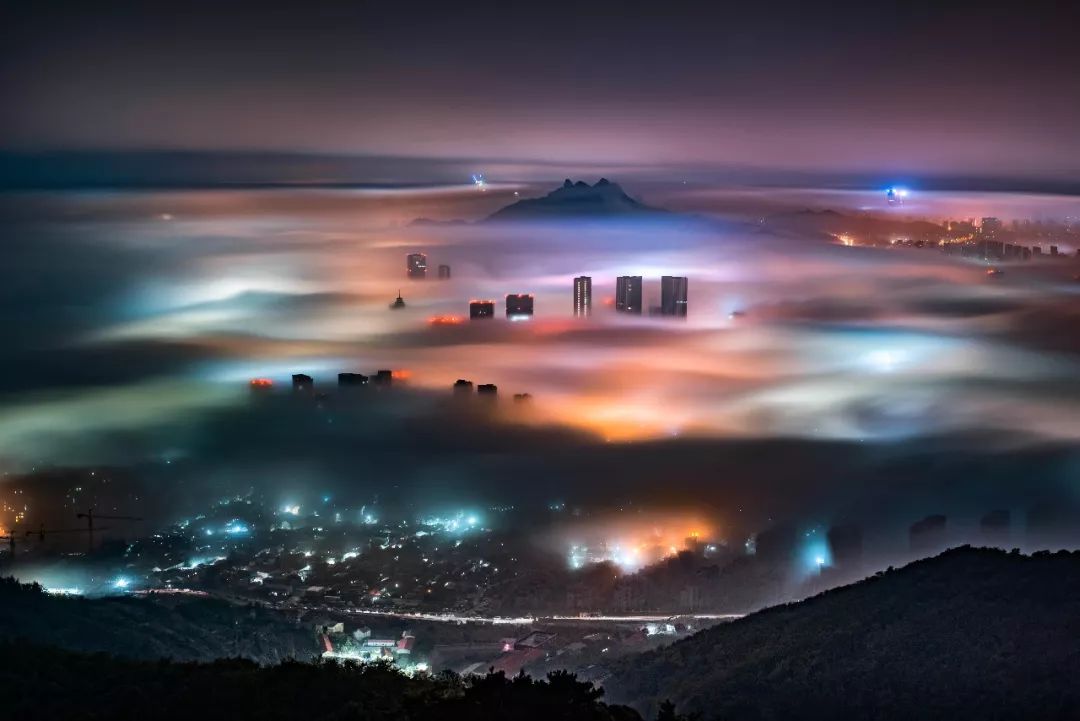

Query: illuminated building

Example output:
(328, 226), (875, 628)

(292, 374), (314, 395)
(438, 264), (451, 279)
(469, 300), (495, 319)
(406, 253), (427, 279)
(573, 276), (592, 317)
(338, 372), (369, 388)
(980, 217), (1003, 240)
(660, 276), (688, 317)
(684, 534), (703, 556)
(249, 377), (273, 396)
(477, 383), (498, 397)
(428, 315), (463, 325)
(505, 293), (534, 320)
(615, 276), (642, 314)
(453, 379), (473, 394)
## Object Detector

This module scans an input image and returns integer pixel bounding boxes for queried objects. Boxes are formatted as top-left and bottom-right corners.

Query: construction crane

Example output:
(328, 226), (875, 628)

(25, 523), (111, 542)
(76, 509), (142, 553)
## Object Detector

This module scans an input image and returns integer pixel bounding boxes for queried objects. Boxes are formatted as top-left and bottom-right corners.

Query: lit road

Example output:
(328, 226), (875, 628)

(337, 607), (745, 626)
(188, 588), (746, 626)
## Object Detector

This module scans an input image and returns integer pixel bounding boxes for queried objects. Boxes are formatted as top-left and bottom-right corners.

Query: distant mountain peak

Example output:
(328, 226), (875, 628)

(487, 178), (663, 221)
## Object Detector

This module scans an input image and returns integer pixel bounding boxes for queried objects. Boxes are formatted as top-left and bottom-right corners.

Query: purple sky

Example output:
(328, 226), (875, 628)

(3, 1), (1079, 182)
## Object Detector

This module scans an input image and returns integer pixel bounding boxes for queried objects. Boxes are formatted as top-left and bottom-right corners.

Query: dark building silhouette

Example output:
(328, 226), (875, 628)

(373, 370), (393, 387)
(660, 276), (688, 317)
(438, 264), (451, 280)
(980, 509), (1010, 546)
(615, 276), (642, 314)
(826, 524), (864, 569)
(389, 290), (406, 309)
(513, 392), (533, 403)
(477, 383), (498, 397)
(573, 276), (592, 317)
(406, 253), (427, 279)
(505, 294), (534, 319)
(753, 524), (797, 563)
(292, 374), (314, 395)
(338, 373), (369, 388)
(469, 300), (495, 319)
(909, 514), (947, 554)
(453, 379), (473, 394)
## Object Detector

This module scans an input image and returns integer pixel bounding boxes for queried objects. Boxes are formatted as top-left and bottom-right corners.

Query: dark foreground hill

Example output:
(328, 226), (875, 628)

(486, 178), (663, 221)
(0, 577), (315, 663)
(0, 642), (641, 721)
(605, 547), (1080, 721)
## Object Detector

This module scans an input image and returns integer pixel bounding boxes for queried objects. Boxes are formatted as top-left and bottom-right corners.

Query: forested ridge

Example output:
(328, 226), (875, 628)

(606, 547), (1080, 720)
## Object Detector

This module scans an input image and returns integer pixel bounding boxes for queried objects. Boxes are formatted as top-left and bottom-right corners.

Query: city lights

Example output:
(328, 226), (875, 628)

(6, 2), (1080, 716)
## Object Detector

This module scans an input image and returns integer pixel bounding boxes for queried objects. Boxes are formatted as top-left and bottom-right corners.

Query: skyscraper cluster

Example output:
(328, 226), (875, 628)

(405, 254), (688, 320)
(617, 275), (687, 317)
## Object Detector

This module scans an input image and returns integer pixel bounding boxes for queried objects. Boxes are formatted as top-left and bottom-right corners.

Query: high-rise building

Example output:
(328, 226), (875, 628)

(505, 294), (534, 320)
(373, 370), (393, 387)
(438, 264), (451, 280)
(477, 383), (498, 397)
(615, 276), (642, 314)
(980, 217), (1003, 240)
(469, 300), (495, 319)
(338, 372), (369, 388)
(573, 276), (592, 317)
(292, 373), (314, 394)
(406, 253), (427, 279)
(660, 276), (688, 317)
(453, 379), (473, 394)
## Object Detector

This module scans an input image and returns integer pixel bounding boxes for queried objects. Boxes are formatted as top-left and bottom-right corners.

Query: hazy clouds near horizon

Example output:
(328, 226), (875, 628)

(1, 183), (1077, 470)
(0, 182), (1078, 553)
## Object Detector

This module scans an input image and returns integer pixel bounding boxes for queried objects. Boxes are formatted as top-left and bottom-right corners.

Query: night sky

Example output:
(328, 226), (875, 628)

(3, 0), (1080, 183)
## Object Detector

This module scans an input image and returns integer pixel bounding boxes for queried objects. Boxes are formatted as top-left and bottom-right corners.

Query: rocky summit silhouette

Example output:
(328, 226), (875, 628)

(485, 178), (663, 221)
